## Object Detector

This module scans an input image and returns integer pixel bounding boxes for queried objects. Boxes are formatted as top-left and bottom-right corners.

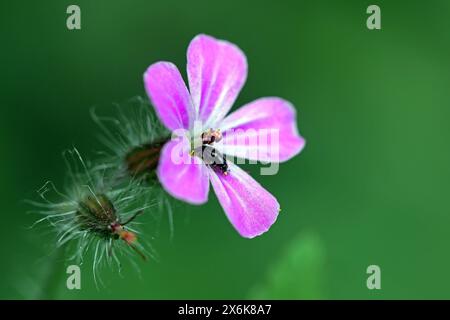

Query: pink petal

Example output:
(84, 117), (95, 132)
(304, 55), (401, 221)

(157, 138), (210, 204)
(144, 62), (194, 131)
(208, 162), (280, 238)
(218, 97), (305, 162)
(187, 34), (247, 127)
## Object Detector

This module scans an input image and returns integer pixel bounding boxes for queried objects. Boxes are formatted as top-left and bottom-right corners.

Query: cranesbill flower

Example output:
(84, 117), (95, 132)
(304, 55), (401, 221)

(144, 34), (305, 238)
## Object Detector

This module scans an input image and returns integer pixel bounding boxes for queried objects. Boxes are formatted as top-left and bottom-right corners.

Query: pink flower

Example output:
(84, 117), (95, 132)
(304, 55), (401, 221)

(144, 34), (305, 238)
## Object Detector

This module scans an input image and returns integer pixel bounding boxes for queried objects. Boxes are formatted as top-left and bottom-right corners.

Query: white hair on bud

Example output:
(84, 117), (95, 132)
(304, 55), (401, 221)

(28, 147), (160, 287)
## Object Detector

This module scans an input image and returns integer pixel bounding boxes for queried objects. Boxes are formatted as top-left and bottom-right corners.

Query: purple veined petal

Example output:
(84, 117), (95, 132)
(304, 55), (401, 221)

(208, 162), (280, 238)
(144, 62), (195, 131)
(157, 137), (210, 204)
(218, 97), (306, 162)
(187, 34), (248, 127)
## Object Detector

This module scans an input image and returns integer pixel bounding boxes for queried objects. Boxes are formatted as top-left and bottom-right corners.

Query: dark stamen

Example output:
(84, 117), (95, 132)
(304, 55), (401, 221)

(197, 145), (229, 175)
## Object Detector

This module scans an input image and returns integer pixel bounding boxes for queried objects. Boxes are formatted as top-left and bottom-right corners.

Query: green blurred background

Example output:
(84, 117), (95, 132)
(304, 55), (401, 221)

(1, 0), (450, 299)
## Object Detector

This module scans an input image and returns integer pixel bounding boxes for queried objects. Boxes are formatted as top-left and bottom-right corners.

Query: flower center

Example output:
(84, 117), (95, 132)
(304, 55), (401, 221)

(194, 128), (229, 175)
(201, 128), (222, 144)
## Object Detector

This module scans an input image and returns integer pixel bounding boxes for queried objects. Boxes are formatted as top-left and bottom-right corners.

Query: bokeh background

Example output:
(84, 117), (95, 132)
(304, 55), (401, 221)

(1, 0), (450, 299)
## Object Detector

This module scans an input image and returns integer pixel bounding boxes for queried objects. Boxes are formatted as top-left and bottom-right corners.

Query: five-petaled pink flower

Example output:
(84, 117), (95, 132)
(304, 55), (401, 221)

(144, 34), (305, 238)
